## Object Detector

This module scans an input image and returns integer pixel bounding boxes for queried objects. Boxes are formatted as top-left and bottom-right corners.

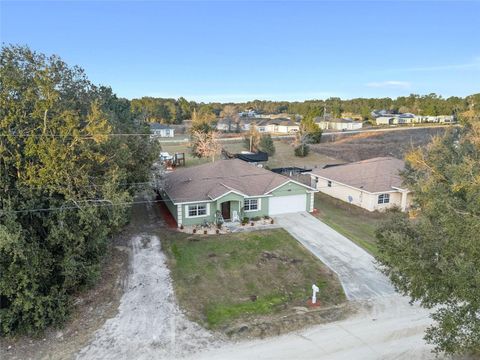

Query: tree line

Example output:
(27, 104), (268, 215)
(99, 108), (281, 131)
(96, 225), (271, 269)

(131, 93), (480, 124)
(0, 45), (160, 335)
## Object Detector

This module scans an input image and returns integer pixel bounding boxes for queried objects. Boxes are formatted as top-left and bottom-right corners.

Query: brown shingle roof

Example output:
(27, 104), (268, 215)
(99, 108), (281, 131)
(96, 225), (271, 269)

(311, 157), (407, 193)
(163, 159), (298, 203)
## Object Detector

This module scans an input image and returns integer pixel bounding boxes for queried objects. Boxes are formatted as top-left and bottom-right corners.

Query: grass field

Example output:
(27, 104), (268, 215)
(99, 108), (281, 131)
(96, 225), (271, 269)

(160, 139), (341, 169)
(313, 192), (388, 256)
(162, 229), (345, 329)
(312, 127), (446, 162)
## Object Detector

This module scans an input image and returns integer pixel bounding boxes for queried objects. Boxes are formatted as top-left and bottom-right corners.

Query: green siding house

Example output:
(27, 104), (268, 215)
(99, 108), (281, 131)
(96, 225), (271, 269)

(161, 159), (316, 227)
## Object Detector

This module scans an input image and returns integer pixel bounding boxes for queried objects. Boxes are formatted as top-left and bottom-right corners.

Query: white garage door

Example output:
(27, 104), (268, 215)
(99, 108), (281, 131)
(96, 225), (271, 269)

(269, 194), (307, 215)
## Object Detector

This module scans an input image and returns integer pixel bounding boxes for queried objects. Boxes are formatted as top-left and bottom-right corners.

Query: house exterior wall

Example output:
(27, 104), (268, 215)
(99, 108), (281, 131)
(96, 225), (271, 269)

(215, 192), (245, 220)
(160, 190), (178, 222)
(165, 181), (314, 227)
(311, 175), (410, 212)
(316, 121), (362, 131)
(180, 202), (216, 226)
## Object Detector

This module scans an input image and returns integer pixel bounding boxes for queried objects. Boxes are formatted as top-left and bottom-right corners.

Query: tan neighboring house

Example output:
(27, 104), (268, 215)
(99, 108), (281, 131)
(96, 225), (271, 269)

(256, 118), (299, 133)
(310, 157), (412, 212)
(314, 117), (363, 131)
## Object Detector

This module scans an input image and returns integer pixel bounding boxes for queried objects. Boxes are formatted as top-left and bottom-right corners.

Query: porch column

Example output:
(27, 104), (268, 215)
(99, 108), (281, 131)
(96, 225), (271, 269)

(400, 191), (408, 212)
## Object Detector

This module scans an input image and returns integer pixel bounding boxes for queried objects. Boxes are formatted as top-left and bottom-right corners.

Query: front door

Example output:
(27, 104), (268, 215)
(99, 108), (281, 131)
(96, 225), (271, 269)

(221, 202), (231, 220)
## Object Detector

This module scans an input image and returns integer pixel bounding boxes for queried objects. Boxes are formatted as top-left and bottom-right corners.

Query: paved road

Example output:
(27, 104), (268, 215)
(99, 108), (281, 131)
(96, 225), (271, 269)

(274, 212), (395, 300)
(186, 295), (437, 360)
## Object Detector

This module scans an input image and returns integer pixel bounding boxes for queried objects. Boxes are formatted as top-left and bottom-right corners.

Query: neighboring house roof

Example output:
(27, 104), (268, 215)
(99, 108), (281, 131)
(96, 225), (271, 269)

(311, 157), (407, 193)
(164, 159), (309, 203)
(235, 151), (269, 163)
(150, 123), (173, 130)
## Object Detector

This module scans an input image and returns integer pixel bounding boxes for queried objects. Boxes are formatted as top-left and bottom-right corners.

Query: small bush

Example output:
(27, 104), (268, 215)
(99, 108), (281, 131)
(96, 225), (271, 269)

(294, 144), (310, 157)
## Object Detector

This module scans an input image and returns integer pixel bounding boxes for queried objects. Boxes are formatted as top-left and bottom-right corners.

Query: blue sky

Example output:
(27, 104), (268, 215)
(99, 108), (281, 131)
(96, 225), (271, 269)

(1, 1), (479, 102)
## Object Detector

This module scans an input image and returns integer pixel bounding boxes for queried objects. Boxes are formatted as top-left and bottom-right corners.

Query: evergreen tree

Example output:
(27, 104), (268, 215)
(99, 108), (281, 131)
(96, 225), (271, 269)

(376, 123), (480, 355)
(0, 45), (159, 335)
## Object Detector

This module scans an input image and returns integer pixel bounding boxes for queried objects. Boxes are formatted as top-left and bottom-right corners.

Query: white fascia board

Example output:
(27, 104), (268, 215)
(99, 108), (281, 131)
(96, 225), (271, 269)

(312, 174), (382, 195)
(266, 179), (316, 194)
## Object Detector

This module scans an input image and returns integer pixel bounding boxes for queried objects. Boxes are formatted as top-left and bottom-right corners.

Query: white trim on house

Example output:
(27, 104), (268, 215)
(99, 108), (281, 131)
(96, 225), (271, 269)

(266, 179), (316, 194)
(309, 192), (314, 212)
(244, 197), (262, 212)
(208, 189), (247, 201)
(185, 203), (211, 218)
(177, 205), (183, 226)
(312, 174), (399, 195)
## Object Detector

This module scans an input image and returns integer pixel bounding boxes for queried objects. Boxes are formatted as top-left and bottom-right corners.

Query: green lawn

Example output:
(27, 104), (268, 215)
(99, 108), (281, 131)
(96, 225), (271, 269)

(313, 192), (388, 256)
(161, 229), (345, 329)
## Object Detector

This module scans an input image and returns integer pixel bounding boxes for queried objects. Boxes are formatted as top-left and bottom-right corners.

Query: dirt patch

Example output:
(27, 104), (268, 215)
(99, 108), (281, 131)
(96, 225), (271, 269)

(77, 234), (221, 360)
(312, 127), (447, 162)
(0, 245), (129, 360)
(223, 303), (352, 340)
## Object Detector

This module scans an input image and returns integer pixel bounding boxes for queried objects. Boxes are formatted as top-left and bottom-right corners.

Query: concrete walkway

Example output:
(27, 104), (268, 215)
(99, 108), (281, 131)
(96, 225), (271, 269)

(274, 212), (395, 300)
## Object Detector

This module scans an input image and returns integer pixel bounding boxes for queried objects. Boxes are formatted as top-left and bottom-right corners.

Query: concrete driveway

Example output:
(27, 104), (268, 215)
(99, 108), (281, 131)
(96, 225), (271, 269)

(274, 212), (395, 300)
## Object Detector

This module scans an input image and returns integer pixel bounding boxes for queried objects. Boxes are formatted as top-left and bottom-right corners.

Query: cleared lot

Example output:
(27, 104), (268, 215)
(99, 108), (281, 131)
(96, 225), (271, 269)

(76, 202), (221, 360)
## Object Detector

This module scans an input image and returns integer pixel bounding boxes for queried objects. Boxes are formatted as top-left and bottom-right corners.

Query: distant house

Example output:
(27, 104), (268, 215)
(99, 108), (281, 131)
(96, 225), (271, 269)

(314, 117), (363, 131)
(373, 110), (455, 125)
(414, 115), (455, 123)
(255, 118), (299, 133)
(239, 109), (258, 118)
(217, 117), (258, 132)
(375, 113), (415, 125)
(149, 123), (175, 138)
(160, 159), (316, 227)
(310, 157), (412, 212)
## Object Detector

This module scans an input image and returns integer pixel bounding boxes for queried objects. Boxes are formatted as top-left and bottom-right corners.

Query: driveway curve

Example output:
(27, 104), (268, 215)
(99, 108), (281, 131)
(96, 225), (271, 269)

(274, 212), (395, 300)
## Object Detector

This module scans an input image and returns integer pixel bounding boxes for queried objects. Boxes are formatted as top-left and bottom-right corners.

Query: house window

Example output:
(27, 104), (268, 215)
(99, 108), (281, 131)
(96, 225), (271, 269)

(378, 194), (390, 204)
(165, 129), (170, 136)
(188, 204), (207, 217)
(244, 199), (259, 211)
(327, 180), (332, 187)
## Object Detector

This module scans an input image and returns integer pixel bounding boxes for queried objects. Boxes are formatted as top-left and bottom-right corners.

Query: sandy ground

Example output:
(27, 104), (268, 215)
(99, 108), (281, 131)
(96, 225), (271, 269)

(76, 232), (221, 360)
(274, 212), (394, 300)
(185, 295), (440, 360)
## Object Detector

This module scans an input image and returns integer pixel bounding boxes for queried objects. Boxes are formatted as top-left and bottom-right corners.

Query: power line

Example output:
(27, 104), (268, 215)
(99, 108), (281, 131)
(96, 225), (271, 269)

(0, 179), (386, 215)
(0, 132), (152, 138)
(1, 181), (155, 193)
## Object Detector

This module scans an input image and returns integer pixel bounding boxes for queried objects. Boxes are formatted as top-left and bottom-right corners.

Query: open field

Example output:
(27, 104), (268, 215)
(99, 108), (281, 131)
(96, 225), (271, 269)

(313, 192), (388, 256)
(161, 139), (341, 169)
(162, 228), (345, 334)
(312, 127), (448, 162)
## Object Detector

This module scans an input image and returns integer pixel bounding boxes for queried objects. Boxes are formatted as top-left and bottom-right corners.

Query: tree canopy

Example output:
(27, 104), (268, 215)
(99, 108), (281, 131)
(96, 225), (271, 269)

(0, 45), (159, 335)
(375, 121), (480, 355)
